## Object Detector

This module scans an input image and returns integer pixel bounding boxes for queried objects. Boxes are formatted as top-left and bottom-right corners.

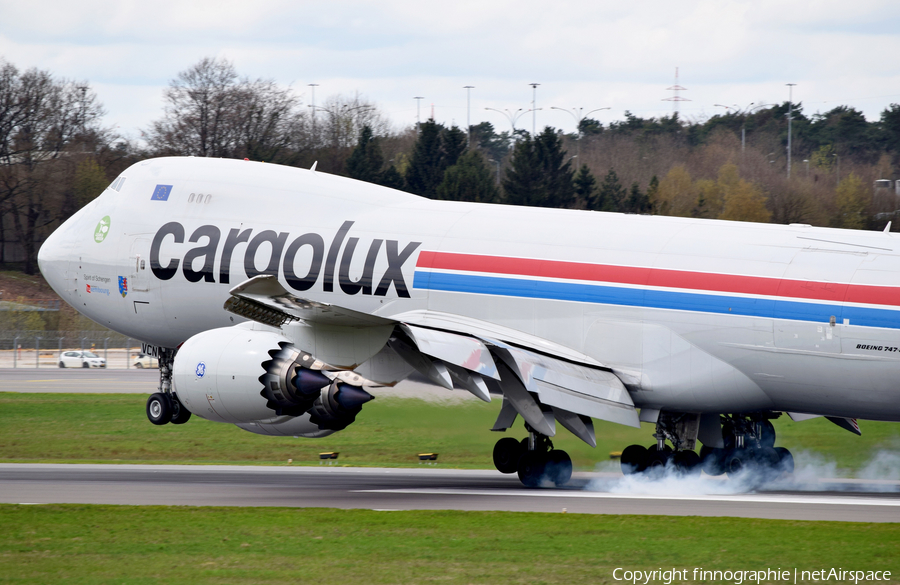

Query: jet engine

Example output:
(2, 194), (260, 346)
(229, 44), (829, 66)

(172, 325), (373, 435)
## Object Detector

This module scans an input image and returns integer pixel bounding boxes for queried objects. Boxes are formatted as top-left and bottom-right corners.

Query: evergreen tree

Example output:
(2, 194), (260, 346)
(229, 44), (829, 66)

(503, 127), (575, 208)
(594, 168), (626, 211)
(379, 165), (405, 190)
(573, 164), (597, 208)
(436, 151), (499, 203)
(404, 120), (468, 198)
(623, 182), (650, 214)
(346, 125), (384, 183)
(442, 125), (467, 168)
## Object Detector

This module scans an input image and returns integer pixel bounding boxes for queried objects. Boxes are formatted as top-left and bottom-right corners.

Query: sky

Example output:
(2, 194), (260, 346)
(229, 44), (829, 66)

(1, 0), (899, 144)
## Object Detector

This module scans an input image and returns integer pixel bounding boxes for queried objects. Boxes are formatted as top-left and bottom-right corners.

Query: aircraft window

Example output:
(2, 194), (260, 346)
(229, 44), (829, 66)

(205, 194), (212, 204)
(197, 194), (204, 204)
(117, 177), (126, 191)
(188, 193), (195, 202)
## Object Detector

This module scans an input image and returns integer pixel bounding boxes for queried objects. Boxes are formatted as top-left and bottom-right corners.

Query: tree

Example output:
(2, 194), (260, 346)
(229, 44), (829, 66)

(346, 125), (384, 184)
(74, 159), (108, 207)
(623, 182), (650, 214)
(503, 127), (575, 208)
(436, 150), (499, 203)
(405, 121), (468, 198)
(594, 168), (626, 211)
(654, 166), (694, 217)
(833, 173), (870, 229)
(573, 165), (596, 208)
(146, 57), (304, 164)
(719, 179), (771, 223)
(0, 60), (106, 274)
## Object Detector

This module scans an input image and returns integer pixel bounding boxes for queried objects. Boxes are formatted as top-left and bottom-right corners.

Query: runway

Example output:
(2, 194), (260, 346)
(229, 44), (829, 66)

(1, 464), (898, 522)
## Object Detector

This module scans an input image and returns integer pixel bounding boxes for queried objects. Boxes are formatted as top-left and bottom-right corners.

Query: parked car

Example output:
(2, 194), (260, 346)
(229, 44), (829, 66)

(59, 350), (106, 368)
(133, 353), (159, 369)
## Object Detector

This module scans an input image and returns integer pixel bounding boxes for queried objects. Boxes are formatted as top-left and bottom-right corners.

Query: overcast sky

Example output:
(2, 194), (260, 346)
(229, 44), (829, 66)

(2, 0), (899, 143)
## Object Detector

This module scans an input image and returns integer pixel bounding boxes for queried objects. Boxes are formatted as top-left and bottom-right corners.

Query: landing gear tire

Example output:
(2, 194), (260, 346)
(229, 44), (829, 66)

(673, 450), (701, 477)
(146, 393), (172, 425)
(775, 447), (794, 473)
(546, 450), (573, 487)
(724, 449), (752, 476)
(645, 445), (672, 473)
(517, 451), (547, 488)
(621, 444), (648, 475)
(169, 395), (192, 425)
(699, 445), (726, 476)
(493, 437), (524, 474)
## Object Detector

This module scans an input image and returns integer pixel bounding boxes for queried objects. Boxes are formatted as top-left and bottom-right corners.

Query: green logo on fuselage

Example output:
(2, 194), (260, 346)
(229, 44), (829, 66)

(94, 216), (111, 243)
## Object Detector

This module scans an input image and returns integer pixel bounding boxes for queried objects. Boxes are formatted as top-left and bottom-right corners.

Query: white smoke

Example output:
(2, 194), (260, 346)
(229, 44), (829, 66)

(583, 449), (900, 494)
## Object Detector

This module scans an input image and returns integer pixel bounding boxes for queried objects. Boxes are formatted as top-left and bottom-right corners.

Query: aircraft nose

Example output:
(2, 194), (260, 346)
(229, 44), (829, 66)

(38, 220), (74, 298)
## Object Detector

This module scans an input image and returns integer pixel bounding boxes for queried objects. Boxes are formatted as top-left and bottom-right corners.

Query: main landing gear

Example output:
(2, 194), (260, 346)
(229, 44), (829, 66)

(145, 347), (191, 426)
(620, 412), (794, 482)
(698, 415), (794, 480)
(493, 429), (573, 488)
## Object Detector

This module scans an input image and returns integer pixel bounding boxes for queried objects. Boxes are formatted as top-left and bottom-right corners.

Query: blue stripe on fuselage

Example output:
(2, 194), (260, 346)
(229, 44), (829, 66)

(413, 271), (900, 330)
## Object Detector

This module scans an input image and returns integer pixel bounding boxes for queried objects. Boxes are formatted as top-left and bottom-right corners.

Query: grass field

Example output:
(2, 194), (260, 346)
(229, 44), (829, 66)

(1, 504), (898, 584)
(1, 392), (898, 473)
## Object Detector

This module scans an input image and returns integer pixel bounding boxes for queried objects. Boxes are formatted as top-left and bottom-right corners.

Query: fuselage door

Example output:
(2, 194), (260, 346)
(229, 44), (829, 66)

(130, 238), (151, 292)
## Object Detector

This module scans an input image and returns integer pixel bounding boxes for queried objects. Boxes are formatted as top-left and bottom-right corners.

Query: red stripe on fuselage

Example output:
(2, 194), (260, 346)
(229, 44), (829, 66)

(415, 251), (900, 307)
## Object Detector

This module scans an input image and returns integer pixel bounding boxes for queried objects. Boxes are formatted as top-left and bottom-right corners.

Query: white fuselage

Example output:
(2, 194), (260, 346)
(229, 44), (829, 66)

(38, 157), (900, 421)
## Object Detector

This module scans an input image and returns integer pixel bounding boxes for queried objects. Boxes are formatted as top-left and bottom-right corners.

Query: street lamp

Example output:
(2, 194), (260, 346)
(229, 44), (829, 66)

(529, 83), (540, 136)
(550, 106), (610, 159)
(484, 107), (529, 135)
(487, 158), (501, 185)
(786, 83), (797, 178)
(310, 103), (373, 148)
(308, 83), (319, 142)
(463, 86), (474, 148)
(414, 97), (424, 134)
(737, 102), (775, 153)
(803, 159), (810, 178)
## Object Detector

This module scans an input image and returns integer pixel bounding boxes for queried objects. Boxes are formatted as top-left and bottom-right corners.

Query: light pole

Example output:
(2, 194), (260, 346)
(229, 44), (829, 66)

(487, 158), (500, 185)
(786, 83), (796, 178)
(529, 83), (540, 136)
(308, 83), (319, 142)
(414, 97), (424, 135)
(803, 159), (810, 178)
(738, 103), (774, 153)
(484, 107), (529, 135)
(464, 86), (474, 148)
(550, 106), (610, 160)
(834, 153), (840, 186)
(310, 103), (373, 148)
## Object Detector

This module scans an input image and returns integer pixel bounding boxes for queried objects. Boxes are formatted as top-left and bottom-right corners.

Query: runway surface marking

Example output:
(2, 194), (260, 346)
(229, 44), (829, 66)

(357, 488), (900, 508)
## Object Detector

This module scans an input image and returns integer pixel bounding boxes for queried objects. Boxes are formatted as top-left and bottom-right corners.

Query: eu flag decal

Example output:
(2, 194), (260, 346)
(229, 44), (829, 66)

(151, 184), (173, 201)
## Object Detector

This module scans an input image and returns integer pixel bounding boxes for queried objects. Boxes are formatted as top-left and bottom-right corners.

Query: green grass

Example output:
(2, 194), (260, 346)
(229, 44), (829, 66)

(0, 392), (898, 473)
(1, 504), (898, 584)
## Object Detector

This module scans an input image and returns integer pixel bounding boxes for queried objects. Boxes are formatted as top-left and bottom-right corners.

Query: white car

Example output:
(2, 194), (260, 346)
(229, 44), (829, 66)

(59, 350), (106, 368)
(133, 353), (159, 369)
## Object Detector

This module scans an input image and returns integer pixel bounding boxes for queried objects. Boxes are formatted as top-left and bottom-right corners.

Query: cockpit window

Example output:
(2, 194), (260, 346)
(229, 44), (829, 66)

(108, 176), (127, 192)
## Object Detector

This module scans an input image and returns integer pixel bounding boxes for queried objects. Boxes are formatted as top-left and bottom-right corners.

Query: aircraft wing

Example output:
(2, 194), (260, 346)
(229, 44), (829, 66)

(224, 277), (640, 446)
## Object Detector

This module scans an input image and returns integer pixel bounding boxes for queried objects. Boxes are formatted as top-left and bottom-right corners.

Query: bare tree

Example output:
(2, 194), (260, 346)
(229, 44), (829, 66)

(146, 57), (307, 164)
(0, 60), (106, 273)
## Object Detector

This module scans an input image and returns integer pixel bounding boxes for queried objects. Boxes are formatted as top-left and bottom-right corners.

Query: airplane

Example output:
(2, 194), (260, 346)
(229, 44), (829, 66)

(37, 156), (900, 487)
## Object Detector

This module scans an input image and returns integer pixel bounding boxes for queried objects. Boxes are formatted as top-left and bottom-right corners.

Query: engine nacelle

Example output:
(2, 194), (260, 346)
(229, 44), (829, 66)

(172, 325), (373, 435)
